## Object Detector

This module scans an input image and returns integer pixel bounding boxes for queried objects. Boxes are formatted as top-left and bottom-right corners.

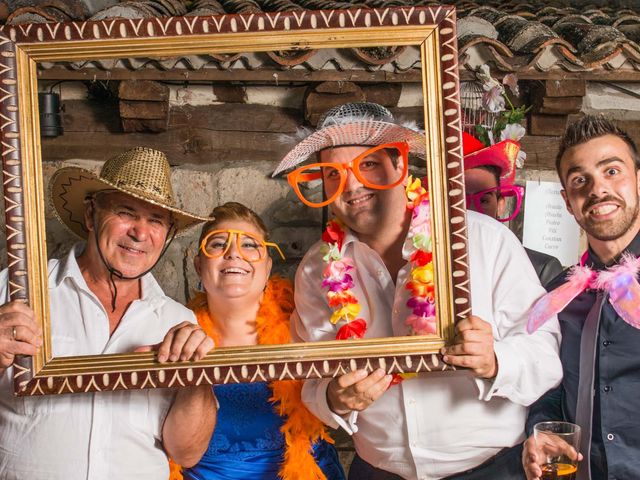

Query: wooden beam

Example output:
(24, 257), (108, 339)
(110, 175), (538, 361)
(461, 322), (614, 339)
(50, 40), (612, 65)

(119, 100), (168, 119)
(37, 67), (423, 83)
(520, 135), (561, 171)
(461, 70), (640, 82)
(38, 66), (640, 84)
(119, 80), (170, 101)
(543, 79), (586, 98)
(529, 114), (568, 137)
(169, 104), (303, 133)
(41, 129), (293, 165)
(59, 101), (304, 134)
(534, 96), (583, 115)
(43, 102), (425, 166)
(305, 82), (366, 125)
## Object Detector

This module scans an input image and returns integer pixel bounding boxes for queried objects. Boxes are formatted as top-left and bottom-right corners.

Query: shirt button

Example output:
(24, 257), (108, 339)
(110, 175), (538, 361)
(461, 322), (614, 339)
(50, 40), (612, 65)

(603, 340), (611, 347)
(604, 385), (612, 393)
(607, 433), (615, 441)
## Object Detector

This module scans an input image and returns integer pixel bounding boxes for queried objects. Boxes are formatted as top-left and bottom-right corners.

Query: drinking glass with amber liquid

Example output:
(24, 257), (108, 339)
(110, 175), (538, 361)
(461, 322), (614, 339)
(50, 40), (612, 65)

(534, 422), (581, 479)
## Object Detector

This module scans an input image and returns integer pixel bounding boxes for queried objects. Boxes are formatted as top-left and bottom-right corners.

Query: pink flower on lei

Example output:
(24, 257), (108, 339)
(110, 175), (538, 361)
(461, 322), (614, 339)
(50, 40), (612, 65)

(409, 202), (431, 236)
(406, 314), (437, 335)
(323, 258), (353, 279)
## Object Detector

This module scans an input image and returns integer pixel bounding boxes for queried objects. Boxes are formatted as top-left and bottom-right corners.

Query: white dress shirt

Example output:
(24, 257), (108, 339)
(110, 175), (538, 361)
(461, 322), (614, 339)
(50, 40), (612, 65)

(0, 244), (196, 480)
(292, 211), (562, 480)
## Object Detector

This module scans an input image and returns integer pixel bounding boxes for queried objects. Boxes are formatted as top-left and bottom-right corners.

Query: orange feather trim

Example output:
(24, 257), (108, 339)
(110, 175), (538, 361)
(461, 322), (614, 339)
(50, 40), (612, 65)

(170, 276), (331, 480)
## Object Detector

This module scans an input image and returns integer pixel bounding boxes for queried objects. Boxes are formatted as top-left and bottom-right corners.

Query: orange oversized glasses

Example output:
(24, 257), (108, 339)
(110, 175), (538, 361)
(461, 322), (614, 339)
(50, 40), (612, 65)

(286, 142), (409, 208)
(199, 229), (285, 263)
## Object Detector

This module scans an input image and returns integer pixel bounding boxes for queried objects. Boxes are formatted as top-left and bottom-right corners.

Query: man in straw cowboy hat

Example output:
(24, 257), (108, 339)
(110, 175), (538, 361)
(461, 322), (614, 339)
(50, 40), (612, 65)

(0, 147), (216, 479)
(274, 102), (562, 479)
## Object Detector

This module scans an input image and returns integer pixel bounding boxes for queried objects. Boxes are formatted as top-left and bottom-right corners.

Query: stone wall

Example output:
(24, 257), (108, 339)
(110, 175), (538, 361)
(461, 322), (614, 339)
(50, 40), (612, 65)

(0, 157), (323, 304)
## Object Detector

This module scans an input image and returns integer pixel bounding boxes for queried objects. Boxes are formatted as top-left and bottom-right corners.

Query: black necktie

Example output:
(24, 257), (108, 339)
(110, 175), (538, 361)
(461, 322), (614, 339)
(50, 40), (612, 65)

(575, 292), (605, 480)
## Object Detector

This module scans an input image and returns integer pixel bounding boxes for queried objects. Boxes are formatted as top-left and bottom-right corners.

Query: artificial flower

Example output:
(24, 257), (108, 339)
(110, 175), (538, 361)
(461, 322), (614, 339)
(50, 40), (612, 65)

(323, 259), (353, 280)
(330, 303), (361, 325)
(482, 85), (506, 113)
(476, 64), (501, 91)
(500, 123), (526, 142)
(335, 318), (367, 340)
(406, 314), (437, 335)
(322, 177), (437, 388)
(322, 274), (354, 292)
(502, 73), (519, 96)
(406, 176), (428, 208)
(327, 290), (359, 307)
(322, 219), (345, 250)
(411, 263), (434, 285)
(412, 232), (432, 252)
(321, 243), (341, 263)
(407, 297), (436, 318)
(409, 204), (431, 235)
(406, 280), (434, 299)
(410, 249), (433, 267)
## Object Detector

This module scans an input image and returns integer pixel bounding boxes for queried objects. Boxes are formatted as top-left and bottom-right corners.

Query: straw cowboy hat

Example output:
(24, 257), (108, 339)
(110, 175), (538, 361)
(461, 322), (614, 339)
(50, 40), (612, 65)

(50, 146), (212, 239)
(273, 102), (426, 176)
(462, 132), (520, 185)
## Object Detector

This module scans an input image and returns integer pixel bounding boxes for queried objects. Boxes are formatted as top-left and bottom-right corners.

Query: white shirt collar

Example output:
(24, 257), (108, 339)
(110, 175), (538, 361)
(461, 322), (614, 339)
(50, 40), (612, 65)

(51, 242), (165, 304)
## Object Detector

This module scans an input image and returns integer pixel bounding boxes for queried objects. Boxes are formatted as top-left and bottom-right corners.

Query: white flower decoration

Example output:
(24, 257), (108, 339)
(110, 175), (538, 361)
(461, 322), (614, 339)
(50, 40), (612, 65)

(500, 123), (526, 141)
(477, 64), (501, 91)
(482, 85), (506, 113)
(503, 73), (520, 96)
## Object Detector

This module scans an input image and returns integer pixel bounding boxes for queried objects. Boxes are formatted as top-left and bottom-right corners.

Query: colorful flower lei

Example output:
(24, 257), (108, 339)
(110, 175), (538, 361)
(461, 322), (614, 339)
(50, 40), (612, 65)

(404, 177), (437, 336)
(320, 176), (436, 383)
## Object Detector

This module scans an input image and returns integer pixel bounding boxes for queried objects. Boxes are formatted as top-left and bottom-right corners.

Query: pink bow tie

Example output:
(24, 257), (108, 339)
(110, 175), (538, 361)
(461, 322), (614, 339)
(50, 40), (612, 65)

(527, 253), (640, 333)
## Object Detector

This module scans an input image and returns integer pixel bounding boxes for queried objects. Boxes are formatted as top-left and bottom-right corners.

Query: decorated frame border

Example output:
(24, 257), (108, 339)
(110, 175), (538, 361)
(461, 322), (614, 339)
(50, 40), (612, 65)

(0, 5), (470, 396)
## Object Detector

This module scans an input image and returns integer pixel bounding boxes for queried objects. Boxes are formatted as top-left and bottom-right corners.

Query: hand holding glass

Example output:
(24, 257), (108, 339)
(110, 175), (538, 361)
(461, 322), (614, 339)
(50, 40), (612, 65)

(533, 421), (581, 480)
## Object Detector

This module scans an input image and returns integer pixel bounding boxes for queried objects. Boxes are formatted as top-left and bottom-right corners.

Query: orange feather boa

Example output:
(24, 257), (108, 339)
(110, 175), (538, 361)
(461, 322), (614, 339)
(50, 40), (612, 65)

(169, 277), (332, 480)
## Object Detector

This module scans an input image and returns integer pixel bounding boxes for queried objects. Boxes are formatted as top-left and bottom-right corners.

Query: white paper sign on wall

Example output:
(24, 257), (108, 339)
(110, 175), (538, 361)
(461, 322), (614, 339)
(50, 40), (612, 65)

(523, 180), (581, 266)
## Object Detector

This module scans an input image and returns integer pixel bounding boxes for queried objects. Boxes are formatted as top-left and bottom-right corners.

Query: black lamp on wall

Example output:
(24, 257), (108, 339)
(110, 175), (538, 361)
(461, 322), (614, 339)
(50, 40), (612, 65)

(38, 91), (63, 137)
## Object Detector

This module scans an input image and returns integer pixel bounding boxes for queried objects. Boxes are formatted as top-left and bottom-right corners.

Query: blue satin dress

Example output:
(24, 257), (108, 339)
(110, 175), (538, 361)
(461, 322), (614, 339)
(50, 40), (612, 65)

(183, 382), (346, 480)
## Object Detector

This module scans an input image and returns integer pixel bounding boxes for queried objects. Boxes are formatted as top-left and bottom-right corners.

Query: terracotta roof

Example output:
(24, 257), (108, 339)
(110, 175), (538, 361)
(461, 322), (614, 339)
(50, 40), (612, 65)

(5, 0), (640, 76)
(454, 1), (640, 73)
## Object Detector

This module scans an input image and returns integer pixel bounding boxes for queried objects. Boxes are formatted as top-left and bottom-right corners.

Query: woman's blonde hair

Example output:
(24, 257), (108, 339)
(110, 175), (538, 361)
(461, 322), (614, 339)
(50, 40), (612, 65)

(197, 202), (269, 249)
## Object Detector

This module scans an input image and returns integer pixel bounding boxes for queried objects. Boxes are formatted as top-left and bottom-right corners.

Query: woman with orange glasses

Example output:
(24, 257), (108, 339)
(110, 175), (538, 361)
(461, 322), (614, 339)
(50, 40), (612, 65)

(170, 202), (345, 480)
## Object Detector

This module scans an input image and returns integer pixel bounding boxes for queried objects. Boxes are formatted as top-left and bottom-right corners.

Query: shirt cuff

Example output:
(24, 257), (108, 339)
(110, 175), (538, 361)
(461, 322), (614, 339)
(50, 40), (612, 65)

(474, 340), (519, 401)
(306, 378), (359, 434)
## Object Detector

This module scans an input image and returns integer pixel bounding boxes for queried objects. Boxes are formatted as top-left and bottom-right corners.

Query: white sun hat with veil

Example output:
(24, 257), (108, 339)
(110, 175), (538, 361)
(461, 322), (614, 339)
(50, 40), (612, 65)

(272, 102), (426, 176)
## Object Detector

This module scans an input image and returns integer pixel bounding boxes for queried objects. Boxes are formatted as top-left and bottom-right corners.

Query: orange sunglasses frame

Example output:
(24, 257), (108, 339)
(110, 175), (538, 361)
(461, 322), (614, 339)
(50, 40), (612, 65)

(199, 229), (285, 262)
(286, 141), (410, 208)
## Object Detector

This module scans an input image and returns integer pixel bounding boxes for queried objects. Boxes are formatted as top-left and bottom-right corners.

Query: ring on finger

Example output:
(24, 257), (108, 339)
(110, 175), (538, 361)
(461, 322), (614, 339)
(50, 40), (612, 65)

(11, 326), (16, 340)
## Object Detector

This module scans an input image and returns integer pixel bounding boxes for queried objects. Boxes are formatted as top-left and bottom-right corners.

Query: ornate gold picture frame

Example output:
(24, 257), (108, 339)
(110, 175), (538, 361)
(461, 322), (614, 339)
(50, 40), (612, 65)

(1, 5), (470, 396)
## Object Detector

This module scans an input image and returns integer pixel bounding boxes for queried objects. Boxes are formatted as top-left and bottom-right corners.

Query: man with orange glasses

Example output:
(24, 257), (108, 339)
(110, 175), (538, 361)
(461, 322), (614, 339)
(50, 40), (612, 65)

(274, 102), (562, 480)
(463, 132), (563, 288)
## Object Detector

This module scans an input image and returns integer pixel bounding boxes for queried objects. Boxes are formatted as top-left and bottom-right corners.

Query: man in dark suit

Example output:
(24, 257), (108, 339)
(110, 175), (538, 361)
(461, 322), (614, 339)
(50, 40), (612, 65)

(523, 115), (640, 480)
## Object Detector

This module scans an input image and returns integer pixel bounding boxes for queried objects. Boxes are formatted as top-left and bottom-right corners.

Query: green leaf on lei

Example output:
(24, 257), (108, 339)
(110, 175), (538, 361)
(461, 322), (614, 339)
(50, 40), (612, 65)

(412, 233), (432, 252)
(322, 243), (341, 262)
